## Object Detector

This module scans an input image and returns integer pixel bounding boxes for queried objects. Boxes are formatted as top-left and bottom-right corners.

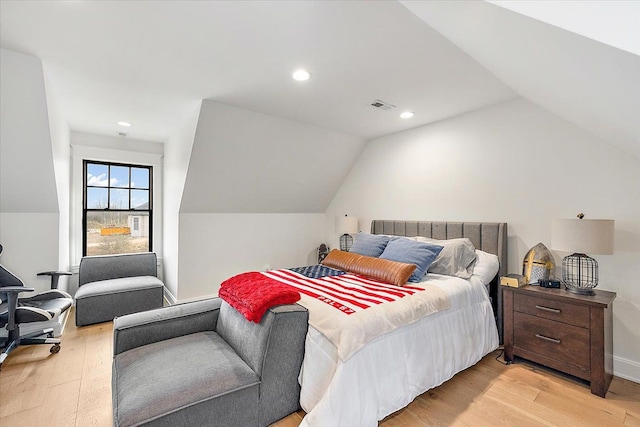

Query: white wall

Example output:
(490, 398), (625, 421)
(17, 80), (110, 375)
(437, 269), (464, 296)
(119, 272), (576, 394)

(173, 101), (365, 301)
(327, 98), (640, 382)
(71, 131), (164, 155)
(43, 64), (71, 291)
(177, 213), (325, 301)
(69, 133), (164, 296)
(0, 49), (60, 293)
(0, 214), (61, 292)
(162, 102), (200, 301)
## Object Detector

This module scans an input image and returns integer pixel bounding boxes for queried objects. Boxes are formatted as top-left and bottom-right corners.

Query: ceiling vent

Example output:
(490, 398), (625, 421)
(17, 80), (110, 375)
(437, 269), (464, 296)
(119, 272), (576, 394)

(370, 99), (396, 111)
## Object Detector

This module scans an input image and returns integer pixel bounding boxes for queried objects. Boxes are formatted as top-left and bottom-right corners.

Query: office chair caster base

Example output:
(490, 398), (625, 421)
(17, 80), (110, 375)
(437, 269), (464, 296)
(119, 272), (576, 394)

(50, 344), (60, 354)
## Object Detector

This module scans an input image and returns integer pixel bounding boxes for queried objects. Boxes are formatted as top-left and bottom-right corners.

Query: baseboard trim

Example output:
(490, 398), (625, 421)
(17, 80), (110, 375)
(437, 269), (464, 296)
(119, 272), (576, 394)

(614, 355), (640, 384)
(163, 288), (177, 305)
(175, 293), (219, 304)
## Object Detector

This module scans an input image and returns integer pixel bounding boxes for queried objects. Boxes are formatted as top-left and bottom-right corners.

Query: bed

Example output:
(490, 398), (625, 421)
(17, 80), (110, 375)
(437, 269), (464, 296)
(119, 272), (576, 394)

(295, 220), (507, 427)
(219, 220), (507, 426)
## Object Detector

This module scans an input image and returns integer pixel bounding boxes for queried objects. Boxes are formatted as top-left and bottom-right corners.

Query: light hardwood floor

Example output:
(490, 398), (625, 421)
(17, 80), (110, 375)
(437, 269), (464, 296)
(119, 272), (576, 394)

(1, 307), (638, 427)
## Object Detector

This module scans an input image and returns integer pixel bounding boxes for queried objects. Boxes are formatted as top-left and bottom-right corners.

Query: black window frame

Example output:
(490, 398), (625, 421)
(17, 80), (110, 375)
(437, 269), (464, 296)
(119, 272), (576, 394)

(82, 160), (153, 256)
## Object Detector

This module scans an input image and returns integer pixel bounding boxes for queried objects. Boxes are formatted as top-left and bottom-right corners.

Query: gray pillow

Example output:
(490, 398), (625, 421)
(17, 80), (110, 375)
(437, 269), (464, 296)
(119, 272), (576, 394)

(379, 238), (443, 282)
(415, 237), (477, 279)
(349, 233), (391, 257)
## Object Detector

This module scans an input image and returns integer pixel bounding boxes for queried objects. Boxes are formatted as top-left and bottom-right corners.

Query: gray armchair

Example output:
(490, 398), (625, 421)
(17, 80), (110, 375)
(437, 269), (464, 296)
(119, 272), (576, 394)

(111, 298), (309, 427)
(75, 252), (164, 326)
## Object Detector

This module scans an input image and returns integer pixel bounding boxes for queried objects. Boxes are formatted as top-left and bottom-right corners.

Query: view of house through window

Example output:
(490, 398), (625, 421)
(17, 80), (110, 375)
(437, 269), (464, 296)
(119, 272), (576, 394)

(83, 161), (152, 256)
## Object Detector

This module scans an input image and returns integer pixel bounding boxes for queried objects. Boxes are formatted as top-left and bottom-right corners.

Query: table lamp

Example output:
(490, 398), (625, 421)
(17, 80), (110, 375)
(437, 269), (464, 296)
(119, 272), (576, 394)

(551, 214), (614, 295)
(335, 215), (358, 251)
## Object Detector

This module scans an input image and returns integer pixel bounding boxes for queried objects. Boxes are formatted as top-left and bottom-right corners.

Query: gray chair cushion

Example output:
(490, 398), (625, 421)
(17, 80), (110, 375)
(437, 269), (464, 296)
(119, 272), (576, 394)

(79, 252), (157, 286)
(75, 276), (163, 299)
(113, 331), (260, 427)
(75, 276), (164, 326)
(113, 299), (221, 356)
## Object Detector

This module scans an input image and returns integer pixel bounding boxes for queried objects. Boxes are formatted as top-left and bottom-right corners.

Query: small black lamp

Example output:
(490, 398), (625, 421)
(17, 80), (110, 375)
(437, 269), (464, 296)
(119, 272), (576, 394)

(551, 213), (614, 295)
(335, 215), (358, 251)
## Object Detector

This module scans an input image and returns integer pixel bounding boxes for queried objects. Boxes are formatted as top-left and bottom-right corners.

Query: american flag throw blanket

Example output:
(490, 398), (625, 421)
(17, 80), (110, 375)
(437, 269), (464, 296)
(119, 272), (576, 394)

(227, 268), (451, 361)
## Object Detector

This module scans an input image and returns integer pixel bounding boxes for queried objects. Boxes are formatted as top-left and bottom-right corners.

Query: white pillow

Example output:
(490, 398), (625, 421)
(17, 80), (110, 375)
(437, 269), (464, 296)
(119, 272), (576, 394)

(472, 250), (500, 284)
(414, 237), (477, 278)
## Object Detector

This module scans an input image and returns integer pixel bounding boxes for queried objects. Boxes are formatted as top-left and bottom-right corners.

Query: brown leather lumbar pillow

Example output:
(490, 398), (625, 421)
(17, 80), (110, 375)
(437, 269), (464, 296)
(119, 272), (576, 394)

(321, 249), (359, 272)
(322, 249), (416, 286)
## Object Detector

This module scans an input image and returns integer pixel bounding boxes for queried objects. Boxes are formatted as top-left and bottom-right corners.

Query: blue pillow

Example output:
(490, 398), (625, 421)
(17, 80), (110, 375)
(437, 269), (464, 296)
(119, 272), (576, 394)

(349, 233), (391, 257)
(379, 238), (444, 282)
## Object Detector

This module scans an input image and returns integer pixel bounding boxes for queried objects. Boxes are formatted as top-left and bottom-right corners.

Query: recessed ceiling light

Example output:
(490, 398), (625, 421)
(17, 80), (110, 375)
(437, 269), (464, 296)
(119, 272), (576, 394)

(292, 69), (311, 81)
(400, 112), (415, 119)
(118, 121), (132, 127)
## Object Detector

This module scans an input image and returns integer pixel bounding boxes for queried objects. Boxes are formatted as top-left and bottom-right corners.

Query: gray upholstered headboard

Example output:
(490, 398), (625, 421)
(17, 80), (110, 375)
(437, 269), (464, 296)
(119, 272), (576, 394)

(371, 220), (507, 342)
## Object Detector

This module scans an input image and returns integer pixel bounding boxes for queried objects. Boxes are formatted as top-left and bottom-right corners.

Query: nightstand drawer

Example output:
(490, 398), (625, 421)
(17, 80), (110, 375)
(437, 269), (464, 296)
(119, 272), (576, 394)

(514, 293), (590, 328)
(513, 312), (590, 369)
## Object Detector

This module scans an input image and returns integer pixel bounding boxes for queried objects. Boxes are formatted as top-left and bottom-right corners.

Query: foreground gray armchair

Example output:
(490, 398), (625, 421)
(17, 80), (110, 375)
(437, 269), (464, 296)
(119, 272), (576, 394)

(112, 298), (309, 427)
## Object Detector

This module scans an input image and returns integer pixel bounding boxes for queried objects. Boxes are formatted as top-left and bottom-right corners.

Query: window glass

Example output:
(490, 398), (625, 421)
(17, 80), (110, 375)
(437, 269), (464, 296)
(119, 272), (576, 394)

(110, 165), (129, 188)
(83, 161), (152, 256)
(109, 188), (129, 209)
(131, 167), (149, 189)
(131, 190), (149, 210)
(87, 163), (109, 187)
(87, 188), (108, 209)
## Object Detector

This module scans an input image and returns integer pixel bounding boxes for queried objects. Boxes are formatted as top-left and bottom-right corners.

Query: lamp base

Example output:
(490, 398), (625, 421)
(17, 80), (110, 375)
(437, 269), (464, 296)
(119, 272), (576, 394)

(339, 234), (354, 251)
(565, 286), (596, 296)
(561, 253), (598, 297)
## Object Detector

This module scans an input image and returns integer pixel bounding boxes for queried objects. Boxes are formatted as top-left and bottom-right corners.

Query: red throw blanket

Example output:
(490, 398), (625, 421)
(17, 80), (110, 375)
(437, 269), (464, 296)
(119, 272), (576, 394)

(219, 272), (301, 322)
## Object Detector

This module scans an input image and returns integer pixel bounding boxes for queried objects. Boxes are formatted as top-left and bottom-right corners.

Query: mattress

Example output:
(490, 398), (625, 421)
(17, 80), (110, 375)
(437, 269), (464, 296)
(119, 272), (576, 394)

(298, 273), (499, 427)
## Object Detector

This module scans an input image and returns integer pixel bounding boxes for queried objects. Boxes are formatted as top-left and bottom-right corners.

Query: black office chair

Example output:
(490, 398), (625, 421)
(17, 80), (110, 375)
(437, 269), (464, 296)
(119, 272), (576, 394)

(0, 244), (73, 370)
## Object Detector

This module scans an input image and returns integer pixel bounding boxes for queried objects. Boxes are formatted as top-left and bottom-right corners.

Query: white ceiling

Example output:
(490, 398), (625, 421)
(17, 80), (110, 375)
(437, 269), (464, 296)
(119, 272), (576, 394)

(1, 1), (637, 160)
(0, 0), (516, 143)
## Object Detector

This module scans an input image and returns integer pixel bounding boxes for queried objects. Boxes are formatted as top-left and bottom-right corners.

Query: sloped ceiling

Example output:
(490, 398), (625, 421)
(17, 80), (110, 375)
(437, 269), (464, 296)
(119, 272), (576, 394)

(1, 49), (59, 213)
(488, 0), (640, 56)
(0, 1), (516, 143)
(180, 101), (366, 213)
(1, 1), (638, 216)
(402, 1), (640, 160)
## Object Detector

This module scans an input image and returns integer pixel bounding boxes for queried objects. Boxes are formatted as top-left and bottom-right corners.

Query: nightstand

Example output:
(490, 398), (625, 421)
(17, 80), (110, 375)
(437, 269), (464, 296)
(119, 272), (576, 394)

(503, 284), (616, 397)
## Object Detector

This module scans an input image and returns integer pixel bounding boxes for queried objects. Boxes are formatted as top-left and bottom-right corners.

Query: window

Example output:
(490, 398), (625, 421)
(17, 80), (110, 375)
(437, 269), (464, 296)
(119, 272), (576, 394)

(83, 161), (152, 256)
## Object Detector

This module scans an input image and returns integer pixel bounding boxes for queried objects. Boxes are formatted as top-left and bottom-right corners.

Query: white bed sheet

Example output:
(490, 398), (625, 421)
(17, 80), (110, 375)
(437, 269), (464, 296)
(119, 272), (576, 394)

(298, 274), (499, 427)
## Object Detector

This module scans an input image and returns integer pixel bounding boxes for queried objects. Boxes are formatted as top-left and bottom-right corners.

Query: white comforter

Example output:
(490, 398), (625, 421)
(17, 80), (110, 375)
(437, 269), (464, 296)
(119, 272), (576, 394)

(263, 269), (451, 361)
(298, 274), (499, 427)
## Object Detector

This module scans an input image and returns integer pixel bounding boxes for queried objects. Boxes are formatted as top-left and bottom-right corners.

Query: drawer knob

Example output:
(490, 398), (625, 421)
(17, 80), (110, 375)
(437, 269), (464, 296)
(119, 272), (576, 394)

(535, 305), (561, 314)
(535, 333), (561, 344)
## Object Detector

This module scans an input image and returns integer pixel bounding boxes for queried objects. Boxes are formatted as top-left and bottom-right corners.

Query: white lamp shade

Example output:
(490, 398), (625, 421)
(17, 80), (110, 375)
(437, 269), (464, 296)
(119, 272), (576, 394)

(551, 218), (614, 255)
(335, 216), (358, 234)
